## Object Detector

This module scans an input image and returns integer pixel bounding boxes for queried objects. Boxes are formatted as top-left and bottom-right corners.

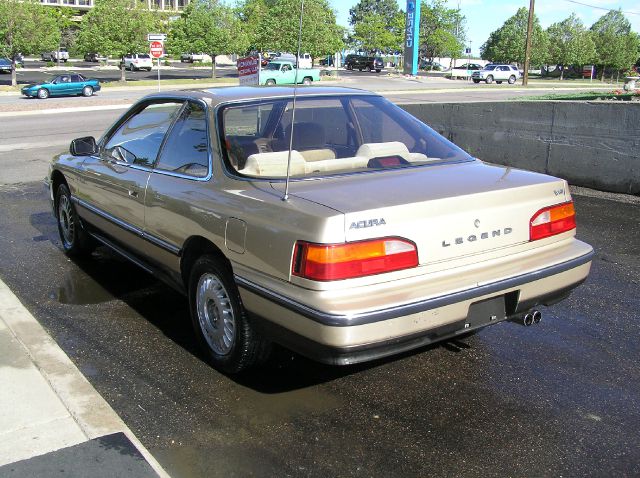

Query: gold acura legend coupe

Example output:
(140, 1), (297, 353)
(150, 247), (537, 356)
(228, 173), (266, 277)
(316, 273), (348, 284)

(46, 87), (593, 373)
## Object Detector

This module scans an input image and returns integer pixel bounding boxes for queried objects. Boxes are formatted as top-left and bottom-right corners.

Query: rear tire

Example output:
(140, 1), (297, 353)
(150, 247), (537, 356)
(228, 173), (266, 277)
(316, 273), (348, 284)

(473, 79), (480, 83)
(496, 81), (502, 84)
(189, 255), (270, 374)
(265, 79), (276, 86)
(508, 75), (516, 84)
(82, 86), (93, 97)
(302, 77), (312, 85)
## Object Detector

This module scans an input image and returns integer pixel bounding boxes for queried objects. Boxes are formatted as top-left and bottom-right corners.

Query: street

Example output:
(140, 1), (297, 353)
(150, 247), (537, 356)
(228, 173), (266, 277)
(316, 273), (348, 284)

(0, 181), (638, 477)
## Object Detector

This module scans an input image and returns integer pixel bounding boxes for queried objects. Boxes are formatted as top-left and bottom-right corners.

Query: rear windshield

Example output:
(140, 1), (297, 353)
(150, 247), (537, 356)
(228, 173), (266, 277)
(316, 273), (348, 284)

(219, 95), (472, 180)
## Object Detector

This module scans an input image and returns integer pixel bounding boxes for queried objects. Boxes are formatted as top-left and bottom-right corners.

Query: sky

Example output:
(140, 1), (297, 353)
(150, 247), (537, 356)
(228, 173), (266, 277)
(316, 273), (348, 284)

(330, 0), (640, 56)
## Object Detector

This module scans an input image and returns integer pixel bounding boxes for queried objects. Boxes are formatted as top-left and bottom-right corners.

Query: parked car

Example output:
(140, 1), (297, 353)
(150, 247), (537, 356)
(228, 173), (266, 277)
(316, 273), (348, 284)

(121, 53), (153, 71)
(12, 53), (24, 67)
(272, 52), (312, 69)
(46, 86), (593, 374)
(472, 64), (521, 84)
(41, 48), (69, 62)
(180, 53), (212, 63)
(318, 56), (334, 67)
(419, 60), (444, 71)
(344, 54), (383, 72)
(21, 74), (100, 99)
(84, 52), (107, 63)
(0, 58), (12, 73)
(449, 63), (483, 79)
(259, 61), (320, 85)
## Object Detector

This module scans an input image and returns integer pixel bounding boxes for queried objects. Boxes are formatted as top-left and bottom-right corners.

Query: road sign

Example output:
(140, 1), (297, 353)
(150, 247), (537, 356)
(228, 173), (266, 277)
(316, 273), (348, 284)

(150, 41), (164, 59)
(147, 33), (167, 42)
(237, 56), (259, 86)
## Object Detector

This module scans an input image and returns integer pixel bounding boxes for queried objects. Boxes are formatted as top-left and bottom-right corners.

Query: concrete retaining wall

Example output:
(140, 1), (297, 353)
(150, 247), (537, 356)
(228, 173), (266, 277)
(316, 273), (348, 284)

(400, 102), (640, 195)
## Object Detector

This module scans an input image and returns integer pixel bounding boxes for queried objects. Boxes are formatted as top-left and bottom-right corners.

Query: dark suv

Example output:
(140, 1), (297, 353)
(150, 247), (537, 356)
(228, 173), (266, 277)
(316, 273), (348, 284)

(344, 55), (383, 73)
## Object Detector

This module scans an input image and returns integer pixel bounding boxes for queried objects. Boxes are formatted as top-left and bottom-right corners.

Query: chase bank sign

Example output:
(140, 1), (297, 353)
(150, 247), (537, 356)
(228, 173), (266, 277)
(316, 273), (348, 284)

(403, 0), (421, 75)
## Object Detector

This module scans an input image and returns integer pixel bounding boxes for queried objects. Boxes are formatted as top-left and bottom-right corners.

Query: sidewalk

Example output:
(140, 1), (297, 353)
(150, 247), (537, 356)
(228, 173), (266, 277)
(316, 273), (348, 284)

(0, 278), (169, 477)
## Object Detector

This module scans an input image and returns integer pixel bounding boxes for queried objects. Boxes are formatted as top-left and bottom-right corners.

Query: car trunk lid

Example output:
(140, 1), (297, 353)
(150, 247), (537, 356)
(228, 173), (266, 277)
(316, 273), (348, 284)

(271, 160), (570, 265)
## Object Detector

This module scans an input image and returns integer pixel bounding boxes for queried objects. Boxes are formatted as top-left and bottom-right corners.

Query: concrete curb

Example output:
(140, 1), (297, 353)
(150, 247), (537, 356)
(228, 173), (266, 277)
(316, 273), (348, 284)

(0, 278), (170, 477)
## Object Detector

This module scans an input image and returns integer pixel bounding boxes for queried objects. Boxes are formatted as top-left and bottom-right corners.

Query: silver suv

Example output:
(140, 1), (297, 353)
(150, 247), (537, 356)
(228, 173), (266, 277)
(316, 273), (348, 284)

(472, 64), (521, 84)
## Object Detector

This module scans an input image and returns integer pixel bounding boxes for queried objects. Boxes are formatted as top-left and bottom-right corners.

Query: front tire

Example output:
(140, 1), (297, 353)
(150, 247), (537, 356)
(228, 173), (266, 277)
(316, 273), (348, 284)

(55, 183), (93, 256)
(189, 255), (270, 374)
(473, 79), (480, 83)
(37, 88), (49, 99)
(82, 86), (93, 97)
(485, 75), (494, 84)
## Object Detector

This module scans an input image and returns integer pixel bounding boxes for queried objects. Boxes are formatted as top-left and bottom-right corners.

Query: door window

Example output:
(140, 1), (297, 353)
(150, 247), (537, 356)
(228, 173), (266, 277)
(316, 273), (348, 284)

(155, 102), (210, 178)
(103, 101), (183, 167)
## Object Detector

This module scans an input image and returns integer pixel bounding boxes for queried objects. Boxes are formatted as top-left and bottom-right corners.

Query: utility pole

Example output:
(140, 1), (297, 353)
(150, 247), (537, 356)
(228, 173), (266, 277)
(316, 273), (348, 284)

(522, 0), (535, 86)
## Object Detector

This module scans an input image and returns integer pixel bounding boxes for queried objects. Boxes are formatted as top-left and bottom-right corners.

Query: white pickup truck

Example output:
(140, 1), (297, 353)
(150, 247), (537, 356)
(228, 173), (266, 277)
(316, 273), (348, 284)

(41, 48), (69, 62)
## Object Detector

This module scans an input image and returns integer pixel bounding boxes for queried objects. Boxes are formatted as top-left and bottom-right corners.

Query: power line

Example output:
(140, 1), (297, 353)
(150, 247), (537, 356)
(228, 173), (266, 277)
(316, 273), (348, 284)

(563, 0), (640, 16)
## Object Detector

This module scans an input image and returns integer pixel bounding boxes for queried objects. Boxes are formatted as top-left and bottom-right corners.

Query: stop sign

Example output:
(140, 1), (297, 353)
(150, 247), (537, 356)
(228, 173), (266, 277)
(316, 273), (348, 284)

(150, 41), (164, 59)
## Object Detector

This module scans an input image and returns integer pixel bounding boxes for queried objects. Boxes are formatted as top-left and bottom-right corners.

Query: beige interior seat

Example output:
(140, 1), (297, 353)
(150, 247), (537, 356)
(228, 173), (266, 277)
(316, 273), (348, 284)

(240, 150), (306, 177)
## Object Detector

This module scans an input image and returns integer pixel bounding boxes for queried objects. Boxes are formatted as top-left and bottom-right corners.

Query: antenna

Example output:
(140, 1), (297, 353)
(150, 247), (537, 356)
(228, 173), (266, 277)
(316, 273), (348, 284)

(282, 0), (304, 201)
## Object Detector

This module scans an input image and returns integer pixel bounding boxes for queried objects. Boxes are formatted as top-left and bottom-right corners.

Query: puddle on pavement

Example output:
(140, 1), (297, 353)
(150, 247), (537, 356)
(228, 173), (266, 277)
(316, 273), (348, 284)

(52, 267), (113, 305)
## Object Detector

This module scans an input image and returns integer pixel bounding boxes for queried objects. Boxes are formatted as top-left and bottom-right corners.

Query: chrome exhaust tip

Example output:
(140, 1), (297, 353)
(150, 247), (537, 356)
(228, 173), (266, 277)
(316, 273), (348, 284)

(523, 313), (534, 326)
(532, 310), (542, 324)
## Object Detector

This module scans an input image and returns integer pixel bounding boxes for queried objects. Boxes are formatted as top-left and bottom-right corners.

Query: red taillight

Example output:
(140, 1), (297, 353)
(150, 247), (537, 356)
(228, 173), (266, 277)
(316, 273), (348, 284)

(529, 201), (576, 241)
(292, 238), (418, 281)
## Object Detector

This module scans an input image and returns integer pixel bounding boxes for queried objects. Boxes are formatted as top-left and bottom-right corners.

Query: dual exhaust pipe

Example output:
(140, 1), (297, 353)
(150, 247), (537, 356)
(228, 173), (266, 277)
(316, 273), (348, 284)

(509, 309), (542, 327)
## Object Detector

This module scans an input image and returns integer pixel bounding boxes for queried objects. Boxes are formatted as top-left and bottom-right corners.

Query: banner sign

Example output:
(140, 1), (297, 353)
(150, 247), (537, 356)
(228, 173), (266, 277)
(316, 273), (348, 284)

(403, 0), (421, 75)
(237, 56), (259, 86)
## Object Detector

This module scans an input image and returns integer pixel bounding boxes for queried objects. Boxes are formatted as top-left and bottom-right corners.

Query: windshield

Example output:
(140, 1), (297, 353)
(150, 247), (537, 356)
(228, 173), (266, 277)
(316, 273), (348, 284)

(264, 62), (282, 71)
(220, 95), (472, 180)
(483, 65), (496, 70)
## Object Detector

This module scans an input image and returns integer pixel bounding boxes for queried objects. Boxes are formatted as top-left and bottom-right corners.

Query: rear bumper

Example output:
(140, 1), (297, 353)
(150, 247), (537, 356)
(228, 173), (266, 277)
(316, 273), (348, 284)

(238, 240), (593, 364)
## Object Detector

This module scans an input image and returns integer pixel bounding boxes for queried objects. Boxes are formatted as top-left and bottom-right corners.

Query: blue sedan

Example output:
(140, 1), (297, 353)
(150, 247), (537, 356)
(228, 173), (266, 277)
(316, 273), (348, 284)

(21, 74), (101, 99)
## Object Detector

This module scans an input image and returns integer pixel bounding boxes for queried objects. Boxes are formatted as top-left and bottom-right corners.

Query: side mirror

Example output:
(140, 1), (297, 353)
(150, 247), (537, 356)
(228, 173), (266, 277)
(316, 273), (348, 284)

(70, 136), (97, 156)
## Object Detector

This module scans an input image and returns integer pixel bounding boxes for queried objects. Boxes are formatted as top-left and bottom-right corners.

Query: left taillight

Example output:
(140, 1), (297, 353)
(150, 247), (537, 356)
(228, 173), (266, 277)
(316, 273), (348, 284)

(292, 237), (418, 281)
(529, 201), (576, 241)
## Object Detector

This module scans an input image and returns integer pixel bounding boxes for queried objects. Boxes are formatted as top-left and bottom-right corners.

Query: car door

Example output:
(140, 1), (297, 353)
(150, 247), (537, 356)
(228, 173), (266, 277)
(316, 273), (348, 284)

(69, 74), (84, 94)
(144, 100), (212, 275)
(49, 76), (70, 96)
(75, 100), (184, 255)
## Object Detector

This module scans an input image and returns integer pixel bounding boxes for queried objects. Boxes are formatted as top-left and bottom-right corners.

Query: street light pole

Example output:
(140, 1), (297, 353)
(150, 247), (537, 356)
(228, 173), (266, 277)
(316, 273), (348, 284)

(522, 0), (535, 86)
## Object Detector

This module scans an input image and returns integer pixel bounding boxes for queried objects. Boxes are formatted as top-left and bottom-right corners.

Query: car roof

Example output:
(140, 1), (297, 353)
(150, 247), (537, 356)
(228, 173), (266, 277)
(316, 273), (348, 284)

(143, 86), (380, 107)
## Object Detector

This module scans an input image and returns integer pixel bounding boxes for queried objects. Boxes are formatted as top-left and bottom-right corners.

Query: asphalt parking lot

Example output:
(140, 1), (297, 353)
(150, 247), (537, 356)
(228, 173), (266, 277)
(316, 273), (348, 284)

(0, 182), (638, 477)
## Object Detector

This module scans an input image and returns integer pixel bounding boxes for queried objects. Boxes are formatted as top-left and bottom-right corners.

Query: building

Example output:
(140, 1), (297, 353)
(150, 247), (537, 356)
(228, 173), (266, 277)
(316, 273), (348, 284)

(38, 0), (189, 12)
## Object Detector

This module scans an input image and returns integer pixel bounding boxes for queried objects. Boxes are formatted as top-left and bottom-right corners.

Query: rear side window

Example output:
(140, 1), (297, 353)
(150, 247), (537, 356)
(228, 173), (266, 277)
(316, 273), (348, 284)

(103, 101), (183, 166)
(155, 102), (209, 178)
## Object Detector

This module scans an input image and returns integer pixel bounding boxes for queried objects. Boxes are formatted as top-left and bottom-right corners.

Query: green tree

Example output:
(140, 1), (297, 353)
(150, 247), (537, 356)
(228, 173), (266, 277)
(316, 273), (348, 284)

(0, 0), (60, 86)
(76, 0), (160, 81)
(352, 11), (404, 53)
(419, 0), (465, 63)
(546, 14), (595, 80)
(590, 10), (638, 81)
(257, 0), (343, 58)
(349, 0), (399, 26)
(169, 0), (248, 78)
(481, 7), (548, 66)
(237, 0), (271, 53)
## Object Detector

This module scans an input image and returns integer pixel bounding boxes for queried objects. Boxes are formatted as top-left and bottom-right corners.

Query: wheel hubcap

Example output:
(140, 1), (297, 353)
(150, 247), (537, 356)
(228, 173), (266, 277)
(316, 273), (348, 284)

(58, 194), (74, 247)
(196, 273), (235, 355)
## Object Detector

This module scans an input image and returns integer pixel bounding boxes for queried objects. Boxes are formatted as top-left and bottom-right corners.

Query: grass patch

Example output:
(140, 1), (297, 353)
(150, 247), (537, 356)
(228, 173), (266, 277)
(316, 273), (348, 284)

(517, 90), (640, 101)
(102, 77), (237, 88)
(0, 85), (20, 93)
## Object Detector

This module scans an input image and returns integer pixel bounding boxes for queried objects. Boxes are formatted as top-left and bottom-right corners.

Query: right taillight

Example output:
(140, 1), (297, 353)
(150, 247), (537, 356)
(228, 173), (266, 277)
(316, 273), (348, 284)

(529, 201), (576, 241)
